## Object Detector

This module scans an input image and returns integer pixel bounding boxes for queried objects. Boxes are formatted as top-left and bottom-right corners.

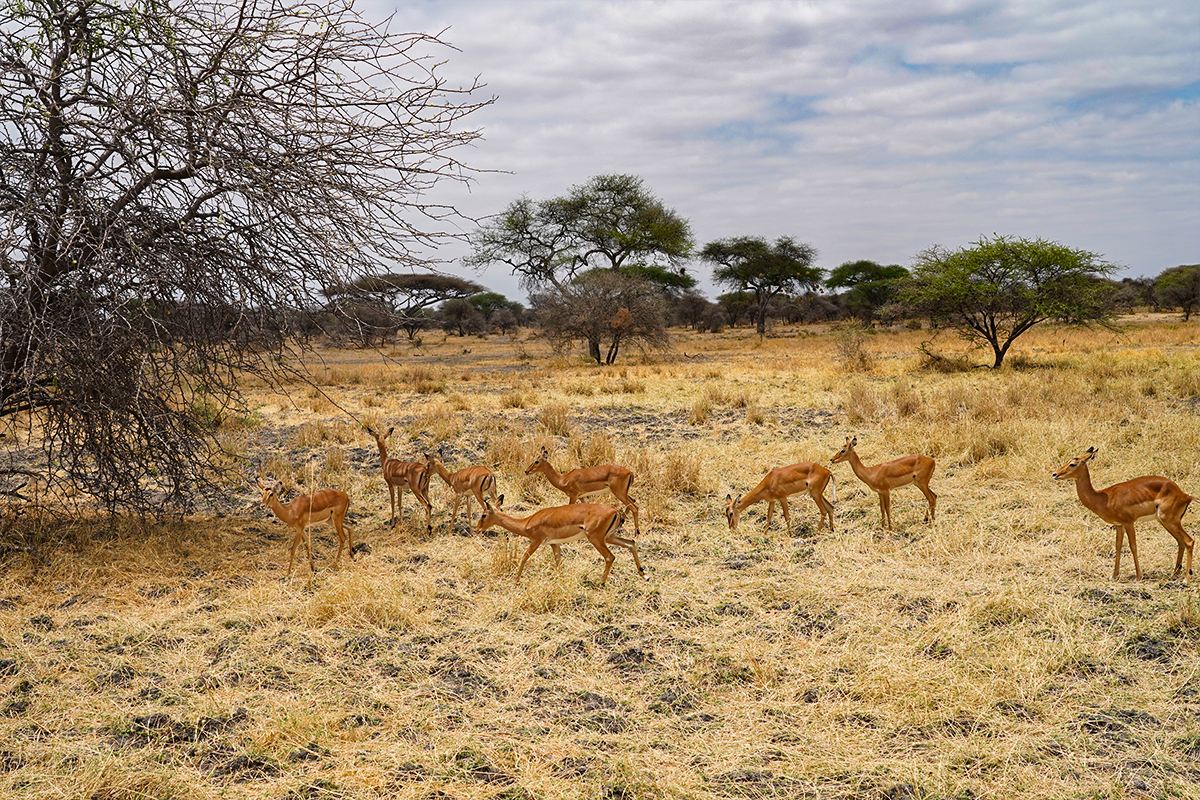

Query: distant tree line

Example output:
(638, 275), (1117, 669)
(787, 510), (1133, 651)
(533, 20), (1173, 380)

(467, 173), (1194, 367)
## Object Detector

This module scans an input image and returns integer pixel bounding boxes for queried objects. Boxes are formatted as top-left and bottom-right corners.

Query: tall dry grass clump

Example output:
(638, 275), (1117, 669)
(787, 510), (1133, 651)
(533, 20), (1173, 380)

(832, 319), (875, 372)
(537, 403), (573, 437)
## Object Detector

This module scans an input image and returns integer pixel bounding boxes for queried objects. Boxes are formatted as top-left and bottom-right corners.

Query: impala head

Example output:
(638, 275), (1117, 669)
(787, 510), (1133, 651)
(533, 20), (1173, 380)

(724, 493), (742, 529)
(524, 447), (550, 475)
(831, 436), (857, 464)
(477, 495), (505, 531)
(257, 479), (283, 506)
(1053, 446), (1097, 481)
(366, 426), (394, 445)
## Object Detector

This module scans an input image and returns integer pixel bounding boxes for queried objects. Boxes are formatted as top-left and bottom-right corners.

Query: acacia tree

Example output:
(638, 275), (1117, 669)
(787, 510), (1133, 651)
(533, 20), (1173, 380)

(1154, 264), (1200, 321)
(901, 235), (1117, 368)
(702, 236), (822, 335)
(325, 273), (485, 342)
(0, 0), (490, 511)
(532, 270), (669, 365)
(467, 174), (692, 361)
(825, 260), (909, 323)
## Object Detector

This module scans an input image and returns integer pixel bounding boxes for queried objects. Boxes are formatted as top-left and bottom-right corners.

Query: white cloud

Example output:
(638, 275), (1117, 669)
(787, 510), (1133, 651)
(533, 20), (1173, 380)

(363, 0), (1200, 298)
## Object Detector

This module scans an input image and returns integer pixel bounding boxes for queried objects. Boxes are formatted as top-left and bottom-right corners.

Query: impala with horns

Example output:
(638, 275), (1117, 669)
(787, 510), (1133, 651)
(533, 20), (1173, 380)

(424, 450), (499, 528)
(1053, 446), (1195, 583)
(367, 426), (432, 532)
(524, 447), (640, 535)
(830, 436), (936, 530)
(258, 479), (353, 579)
(476, 496), (646, 585)
(725, 461), (836, 534)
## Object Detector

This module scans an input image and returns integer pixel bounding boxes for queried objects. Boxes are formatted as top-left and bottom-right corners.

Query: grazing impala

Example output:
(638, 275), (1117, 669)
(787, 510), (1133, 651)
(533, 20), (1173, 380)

(367, 427), (432, 532)
(476, 496), (645, 585)
(1053, 446), (1195, 583)
(258, 479), (353, 579)
(524, 448), (640, 535)
(725, 461), (836, 534)
(424, 451), (499, 528)
(830, 437), (936, 530)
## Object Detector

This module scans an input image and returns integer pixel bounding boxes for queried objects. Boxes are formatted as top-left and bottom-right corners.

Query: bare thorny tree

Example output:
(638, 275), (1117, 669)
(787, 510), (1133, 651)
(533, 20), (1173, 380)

(0, 0), (491, 513)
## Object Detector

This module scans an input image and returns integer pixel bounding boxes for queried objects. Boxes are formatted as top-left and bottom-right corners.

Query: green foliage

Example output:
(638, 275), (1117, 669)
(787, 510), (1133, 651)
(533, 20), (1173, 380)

(701, 236), (822, 335)
(466, 174), (693, 292)
(1154, 264), (1200, 321)
(826, 260), (909, 322)
(901, 235), (1117, 368)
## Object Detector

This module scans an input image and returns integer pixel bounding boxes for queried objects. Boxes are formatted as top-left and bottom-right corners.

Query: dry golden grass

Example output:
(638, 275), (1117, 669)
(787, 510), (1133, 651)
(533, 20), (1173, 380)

(2, 316), (1200, 799)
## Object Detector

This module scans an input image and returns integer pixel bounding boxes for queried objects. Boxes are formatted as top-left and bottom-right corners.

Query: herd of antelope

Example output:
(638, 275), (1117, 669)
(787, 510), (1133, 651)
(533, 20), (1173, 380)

(259, 428), (1196, 587)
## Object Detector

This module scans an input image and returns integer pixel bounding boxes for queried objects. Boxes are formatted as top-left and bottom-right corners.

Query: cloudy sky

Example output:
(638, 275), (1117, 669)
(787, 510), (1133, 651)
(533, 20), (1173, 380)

(366, 0), (1199, 301)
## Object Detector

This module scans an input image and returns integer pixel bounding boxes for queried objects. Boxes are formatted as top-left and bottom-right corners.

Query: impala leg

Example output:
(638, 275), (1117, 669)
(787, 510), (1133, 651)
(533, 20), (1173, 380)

(764, 500), (774, 534)
(879, 490), (892, 530)
(1126, 524), (1141, 582)
(919, 482), (937, 523)
(608, 533), (646, 579)
(593, 540), (617, 586)
(302, 525), (315, 576)
(450, 493), (462, 527)
(1112, 525), (1124, 579)
(626, 501), (640, 536)
(550, 543), (564, 565)
(287, 529), (302, 577)
(780, 497), (792, 535)
(514, 540), (542, 583)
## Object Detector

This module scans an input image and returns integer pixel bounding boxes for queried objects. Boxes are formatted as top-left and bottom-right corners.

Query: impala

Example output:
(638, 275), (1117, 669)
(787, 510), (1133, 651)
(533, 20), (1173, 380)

(424, 451), (499, 527)
(830, 436), (936, 530)
(725, 461), (836, 534)
(1053, 446), (1195, 583)
(367, 427), (432, 532)
(476, 496), (646, 585)
(258, 479), (352, 579)
(524, 448), (640, 535)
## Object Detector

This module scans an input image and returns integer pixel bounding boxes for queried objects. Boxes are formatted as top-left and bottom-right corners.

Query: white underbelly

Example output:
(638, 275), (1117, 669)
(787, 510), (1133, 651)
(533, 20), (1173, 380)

(545, 530), (587, 546)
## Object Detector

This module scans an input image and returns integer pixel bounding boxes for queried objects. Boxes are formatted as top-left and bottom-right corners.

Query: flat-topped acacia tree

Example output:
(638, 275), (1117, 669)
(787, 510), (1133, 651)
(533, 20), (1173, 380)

(0, 0), (490, 511)
(900, 235), (1117, 369)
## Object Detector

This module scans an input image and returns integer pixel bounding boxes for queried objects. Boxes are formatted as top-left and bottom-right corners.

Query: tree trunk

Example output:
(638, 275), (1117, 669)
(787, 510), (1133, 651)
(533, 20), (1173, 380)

(588, 338), (603, 364)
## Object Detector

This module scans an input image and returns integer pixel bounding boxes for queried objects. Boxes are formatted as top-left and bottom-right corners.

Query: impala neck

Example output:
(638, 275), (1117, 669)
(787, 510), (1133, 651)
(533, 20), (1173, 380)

(373, 438), (390, 468)
(1071, 463), (1108, 511)
(428, 460), (452, 483)
(484, 509), (527, 537)
(535, 461), (568, 490)
(266, 495), (298, 526)
(843, 450), (873, 484)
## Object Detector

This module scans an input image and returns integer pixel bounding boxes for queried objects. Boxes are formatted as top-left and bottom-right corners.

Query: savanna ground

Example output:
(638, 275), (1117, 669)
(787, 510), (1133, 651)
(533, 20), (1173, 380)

(2, 316), (1199, 800)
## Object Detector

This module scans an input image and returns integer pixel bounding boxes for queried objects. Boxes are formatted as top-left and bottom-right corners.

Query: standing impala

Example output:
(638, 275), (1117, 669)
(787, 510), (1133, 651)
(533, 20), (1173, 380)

(424, 451), (499, 528)
(524, 448), (640, 535)
(830, 436), (936, 530)
(725, 461), (836, 534)
(476, 496), (646, 585)
(258, 479), (353, 579)
(1053, 446), (1195, 583)
(367, 427), (432, 533)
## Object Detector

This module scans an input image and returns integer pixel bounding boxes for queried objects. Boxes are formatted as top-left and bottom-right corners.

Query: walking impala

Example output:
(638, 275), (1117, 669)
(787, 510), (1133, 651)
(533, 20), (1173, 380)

(524, 448), (640, 535)
(424, 451), (499, 528)
(367, 427), (432, 532)
(725, 461), (836, 534)
(258, 479), (353, 579)
(830, 437), (936, 530)
(1053, 446), (1195, 583)
(476, 496), (646, 585)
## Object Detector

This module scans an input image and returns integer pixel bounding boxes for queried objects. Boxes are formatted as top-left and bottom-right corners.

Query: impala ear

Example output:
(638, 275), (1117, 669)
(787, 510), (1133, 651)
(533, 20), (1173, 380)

(850, 436), (857, 446)
(1085, 447), (1097, 459)
(385, 426), (394, 436)
(497, 494), (505, 507)
(725, 493), (732, 502)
